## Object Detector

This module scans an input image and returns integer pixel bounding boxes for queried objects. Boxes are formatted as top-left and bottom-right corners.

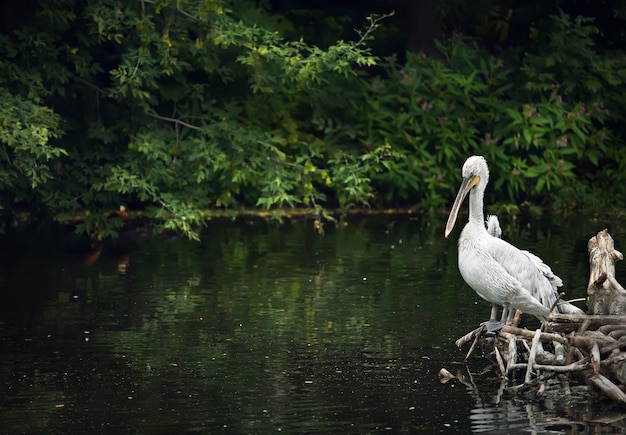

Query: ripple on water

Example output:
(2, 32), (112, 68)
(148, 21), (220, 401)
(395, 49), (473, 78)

(2, 217), (626, 433)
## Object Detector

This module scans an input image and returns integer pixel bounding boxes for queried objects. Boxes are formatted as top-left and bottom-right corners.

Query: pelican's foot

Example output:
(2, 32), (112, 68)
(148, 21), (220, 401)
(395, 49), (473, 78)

(481, 320), (504, 332)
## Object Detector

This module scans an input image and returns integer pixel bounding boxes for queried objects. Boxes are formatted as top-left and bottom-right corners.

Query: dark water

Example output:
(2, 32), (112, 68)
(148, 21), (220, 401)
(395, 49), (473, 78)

(1, 214), (626, 434)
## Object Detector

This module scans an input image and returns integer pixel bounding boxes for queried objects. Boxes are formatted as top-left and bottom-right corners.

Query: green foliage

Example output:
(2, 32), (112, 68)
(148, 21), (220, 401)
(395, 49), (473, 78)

(0, 1), (625, 240)
(355, 38), (514, 209)
(353, 12), (626, 210)
(517, 10), (626, 207)
(84, 4), (392, 239)
(0, 0), (394, 239)
(0, 89), (66, 190)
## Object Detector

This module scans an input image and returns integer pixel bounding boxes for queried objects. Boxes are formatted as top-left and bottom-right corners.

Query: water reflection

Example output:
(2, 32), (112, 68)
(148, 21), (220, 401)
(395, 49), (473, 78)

(0, 216), (625, 433)
(441, 359), (626, 434)
(468, 394), (626, 434)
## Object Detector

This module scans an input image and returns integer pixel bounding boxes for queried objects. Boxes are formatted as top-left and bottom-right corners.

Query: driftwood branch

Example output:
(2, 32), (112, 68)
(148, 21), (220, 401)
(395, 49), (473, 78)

(581, 372), (626, 407)
(588, 229), (626, 315)
(446, 229), (626, 408)
(501, 325), (568, 345)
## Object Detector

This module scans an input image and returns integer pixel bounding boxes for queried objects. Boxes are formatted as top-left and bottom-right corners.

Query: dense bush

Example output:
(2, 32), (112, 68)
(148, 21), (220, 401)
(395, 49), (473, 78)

(0, 1), (625, 240)
(354, 11), (626, 212)
(0, 1), (390, 239)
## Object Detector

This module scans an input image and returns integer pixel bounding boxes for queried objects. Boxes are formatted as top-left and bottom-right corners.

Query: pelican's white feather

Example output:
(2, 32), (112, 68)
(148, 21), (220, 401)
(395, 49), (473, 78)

(486, 211), (580, 314)
(458, 223), (552, 321)
(486, 215), (501, 239)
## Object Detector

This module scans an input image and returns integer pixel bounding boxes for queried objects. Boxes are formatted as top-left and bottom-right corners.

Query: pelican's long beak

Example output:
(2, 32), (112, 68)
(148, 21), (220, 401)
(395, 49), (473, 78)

(444, 175), (480, 238)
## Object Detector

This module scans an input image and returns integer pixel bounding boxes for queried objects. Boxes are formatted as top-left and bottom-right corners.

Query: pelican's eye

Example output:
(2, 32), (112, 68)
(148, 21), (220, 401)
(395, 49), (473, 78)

(468, 175), (480, 189)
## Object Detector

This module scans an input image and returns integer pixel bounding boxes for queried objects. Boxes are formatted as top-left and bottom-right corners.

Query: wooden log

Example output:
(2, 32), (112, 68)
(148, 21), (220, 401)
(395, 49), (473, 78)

(525, 329), (542, 384)
(608, 329), (626, 340)
(501, 325), (568, 345)
(455, 325), (483, 349)
(599, 338), (626, 356)
(533, 361), (590, 372)
(591, 342), (601, 373)
(568, 331), (617, 350)
(504, 332), (517, 375)
(581, 371), (626, 407)
(577, 318), (591, 335)
(598, 324), (626, 334)
(602, 353), (626, 385)
(554, 341), (566, 364)
(612, 359), (626, 389)
(587, 229), (626, 315)
(494, 345), (506, 376)
(602, 353), (626, 366)
(551, 313), (626, 325)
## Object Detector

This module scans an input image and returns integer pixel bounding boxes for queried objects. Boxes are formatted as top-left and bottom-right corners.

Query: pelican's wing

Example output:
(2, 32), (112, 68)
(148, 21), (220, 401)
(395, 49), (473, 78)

(521, 249), (584, 314)
(520, 250), (563, 290)
(486, 238), (584, 315)
(483, 215), (565, 304)
(458, 227), (552, 320)
(485, 237), (558, 309)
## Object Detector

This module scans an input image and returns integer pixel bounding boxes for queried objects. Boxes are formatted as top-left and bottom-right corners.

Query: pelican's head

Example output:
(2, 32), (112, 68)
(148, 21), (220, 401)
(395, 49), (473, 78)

(486, 214), (502, 238)
(444, 156), (489, 238)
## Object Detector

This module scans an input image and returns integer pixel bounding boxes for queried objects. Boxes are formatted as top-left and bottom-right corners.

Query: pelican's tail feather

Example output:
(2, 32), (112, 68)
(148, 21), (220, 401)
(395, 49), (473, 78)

(521, 250), (564, 290)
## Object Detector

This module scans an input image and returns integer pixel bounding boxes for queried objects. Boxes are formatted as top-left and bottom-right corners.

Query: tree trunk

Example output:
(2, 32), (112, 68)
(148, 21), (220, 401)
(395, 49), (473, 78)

(405, 0), (441, 57)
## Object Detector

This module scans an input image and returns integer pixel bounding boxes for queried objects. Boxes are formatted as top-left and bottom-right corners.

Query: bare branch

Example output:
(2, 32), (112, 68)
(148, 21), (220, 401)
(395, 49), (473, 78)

(142, 111), (202, 131)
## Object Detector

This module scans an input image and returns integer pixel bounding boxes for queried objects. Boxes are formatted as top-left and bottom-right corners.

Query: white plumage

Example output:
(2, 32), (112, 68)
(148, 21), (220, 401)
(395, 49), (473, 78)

(486, 215), (502, 239)
(486, 214), (564, 301)
(445, 156), (582, 331)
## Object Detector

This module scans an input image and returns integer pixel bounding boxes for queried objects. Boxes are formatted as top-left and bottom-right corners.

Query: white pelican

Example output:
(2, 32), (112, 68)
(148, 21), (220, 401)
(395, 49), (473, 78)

(445, 156), (582, 331)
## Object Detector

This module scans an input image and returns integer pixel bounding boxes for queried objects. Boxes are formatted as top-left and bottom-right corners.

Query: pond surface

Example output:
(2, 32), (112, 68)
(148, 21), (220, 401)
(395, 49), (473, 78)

(2, 214), (626, 433)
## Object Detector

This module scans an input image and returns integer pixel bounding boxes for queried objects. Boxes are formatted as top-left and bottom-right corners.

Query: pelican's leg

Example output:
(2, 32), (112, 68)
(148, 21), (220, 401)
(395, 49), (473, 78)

(489, 304), (499, 322)
(481, 303), (509, 332)
(506, 308), (516, 324)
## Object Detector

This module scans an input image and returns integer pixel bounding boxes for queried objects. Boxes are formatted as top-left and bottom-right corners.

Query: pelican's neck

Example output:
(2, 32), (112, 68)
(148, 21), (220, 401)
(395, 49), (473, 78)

(468, 185), (485, 229)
